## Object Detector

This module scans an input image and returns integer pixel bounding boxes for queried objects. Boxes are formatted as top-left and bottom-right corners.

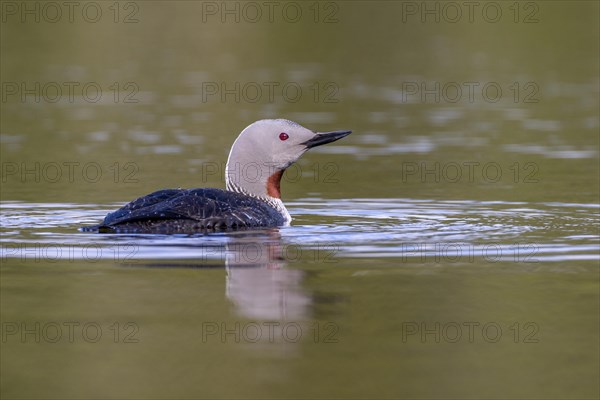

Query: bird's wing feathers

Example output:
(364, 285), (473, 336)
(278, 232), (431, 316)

(101, 188), (283, 230)
(102, 189), (190, 225)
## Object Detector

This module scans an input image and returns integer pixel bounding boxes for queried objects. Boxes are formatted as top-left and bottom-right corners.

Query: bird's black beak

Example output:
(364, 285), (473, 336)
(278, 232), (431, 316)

(302, 130), (352, 149)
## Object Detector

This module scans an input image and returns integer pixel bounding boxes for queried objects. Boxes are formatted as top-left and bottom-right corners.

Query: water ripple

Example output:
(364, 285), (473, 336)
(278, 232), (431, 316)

(1, 199), (598, 264)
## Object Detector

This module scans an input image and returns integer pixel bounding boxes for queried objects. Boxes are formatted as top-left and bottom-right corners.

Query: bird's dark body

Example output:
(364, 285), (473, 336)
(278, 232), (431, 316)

(81, 188), (286, 233)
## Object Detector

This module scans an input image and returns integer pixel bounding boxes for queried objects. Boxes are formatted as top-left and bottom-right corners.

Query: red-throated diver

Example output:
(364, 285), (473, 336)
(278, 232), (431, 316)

(81, 119), (351, 233)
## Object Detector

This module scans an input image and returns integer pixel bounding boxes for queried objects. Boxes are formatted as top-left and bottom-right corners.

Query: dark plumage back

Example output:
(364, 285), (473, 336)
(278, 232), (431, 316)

(81, 188), (286, 233)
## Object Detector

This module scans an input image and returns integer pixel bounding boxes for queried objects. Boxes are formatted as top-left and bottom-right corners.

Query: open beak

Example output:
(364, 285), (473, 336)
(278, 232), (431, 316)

(302, 130), (352, 149)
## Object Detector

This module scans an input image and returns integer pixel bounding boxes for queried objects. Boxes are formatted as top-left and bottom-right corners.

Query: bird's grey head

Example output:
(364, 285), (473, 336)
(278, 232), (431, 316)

(225, 119), (351, 201)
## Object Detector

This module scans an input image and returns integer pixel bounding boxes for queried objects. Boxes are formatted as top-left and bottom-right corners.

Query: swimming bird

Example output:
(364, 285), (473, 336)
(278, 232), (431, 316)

(81, 119), (351, 233)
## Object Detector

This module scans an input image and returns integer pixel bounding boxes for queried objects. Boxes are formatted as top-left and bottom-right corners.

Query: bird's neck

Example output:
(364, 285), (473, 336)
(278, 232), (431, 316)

(225, 162), (291, 223)
(225, 159), (285, 201)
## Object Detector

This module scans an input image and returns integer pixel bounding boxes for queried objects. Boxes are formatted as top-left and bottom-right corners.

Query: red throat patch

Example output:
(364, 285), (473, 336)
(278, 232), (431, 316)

(266, 170), (284, 199)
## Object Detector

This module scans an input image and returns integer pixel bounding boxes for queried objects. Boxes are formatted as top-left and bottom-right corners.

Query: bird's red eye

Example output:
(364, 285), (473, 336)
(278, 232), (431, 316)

(279, 132), (289, 141)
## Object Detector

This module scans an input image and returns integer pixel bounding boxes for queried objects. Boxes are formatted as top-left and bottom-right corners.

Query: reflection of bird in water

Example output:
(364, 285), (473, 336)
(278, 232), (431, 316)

(225, 230), (311, 322)
(82, 119), (351, 233)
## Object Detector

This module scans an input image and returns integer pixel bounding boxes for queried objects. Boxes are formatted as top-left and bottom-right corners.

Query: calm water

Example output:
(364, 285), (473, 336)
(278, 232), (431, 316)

(1, 1), (599, 399)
